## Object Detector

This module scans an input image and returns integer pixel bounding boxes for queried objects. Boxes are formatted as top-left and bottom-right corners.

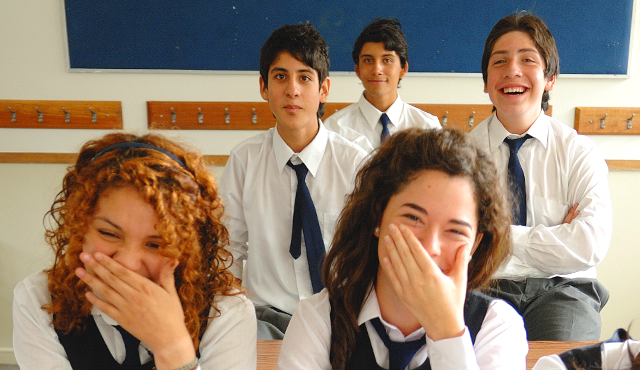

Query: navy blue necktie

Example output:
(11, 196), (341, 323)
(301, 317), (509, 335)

(287, 160), (325, 293)
(114, 325), (141, 366)
(380, 113), (390, 143)
(370, 317), (426, 370)
(504, 135), (531, 226)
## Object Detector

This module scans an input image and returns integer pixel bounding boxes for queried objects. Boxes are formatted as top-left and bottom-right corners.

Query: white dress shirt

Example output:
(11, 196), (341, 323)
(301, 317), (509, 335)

(219, 122), (368, 314)
(532, 340), (640, 370)
(468, 112), (612, 280)
(324, 93), (441, 152)
(13, 271), (257, 370)
(277, 288), (528, 370)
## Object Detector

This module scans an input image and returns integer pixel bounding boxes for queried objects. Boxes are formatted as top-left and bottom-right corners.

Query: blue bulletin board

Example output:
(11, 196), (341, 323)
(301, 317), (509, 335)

(64, 0), (634, 75)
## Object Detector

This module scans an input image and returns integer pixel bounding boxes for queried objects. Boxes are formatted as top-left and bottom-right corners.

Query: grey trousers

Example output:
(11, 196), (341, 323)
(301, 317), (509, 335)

(255, 305), (292, 340)
(485, 277), (609, 341)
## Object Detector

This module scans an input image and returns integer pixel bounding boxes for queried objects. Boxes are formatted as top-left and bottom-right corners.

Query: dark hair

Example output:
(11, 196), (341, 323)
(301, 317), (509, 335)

(259, 22), (330, 119)
(352, 18), (408, 69)
(323, 128), (512, 370)
(44, 133), (238, 349)
(481, 12), (559, 112)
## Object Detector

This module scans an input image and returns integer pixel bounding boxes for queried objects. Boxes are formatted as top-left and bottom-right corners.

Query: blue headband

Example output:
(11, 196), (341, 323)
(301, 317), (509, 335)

(90, 142), (188, 170)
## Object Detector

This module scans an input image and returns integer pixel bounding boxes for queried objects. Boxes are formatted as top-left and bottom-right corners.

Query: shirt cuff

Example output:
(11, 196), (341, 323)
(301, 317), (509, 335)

(426, 328), (479, 370)
(510, 225), (531, 260)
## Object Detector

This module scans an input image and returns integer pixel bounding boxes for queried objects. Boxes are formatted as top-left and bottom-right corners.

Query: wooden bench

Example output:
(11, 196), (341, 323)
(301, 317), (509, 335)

(257, 339), (599, 370)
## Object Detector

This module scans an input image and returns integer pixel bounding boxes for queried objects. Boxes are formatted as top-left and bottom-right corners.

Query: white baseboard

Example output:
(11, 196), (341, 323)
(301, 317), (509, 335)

(0, 348), (16, 365)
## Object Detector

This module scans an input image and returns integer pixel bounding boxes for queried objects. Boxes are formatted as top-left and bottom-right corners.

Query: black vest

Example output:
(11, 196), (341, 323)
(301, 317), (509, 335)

(344, 290), (494, 370)
(558, 328), (628, 370)
(55, 316), (155, 370)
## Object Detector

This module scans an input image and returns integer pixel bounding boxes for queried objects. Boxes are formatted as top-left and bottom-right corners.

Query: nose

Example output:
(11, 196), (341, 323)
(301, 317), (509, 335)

(373, 60), (383, 74)
(285, 79), (300, 98)
(112, 245), (144, 273)
(420, 230), (441, 257)
(504, 59), (523, 78)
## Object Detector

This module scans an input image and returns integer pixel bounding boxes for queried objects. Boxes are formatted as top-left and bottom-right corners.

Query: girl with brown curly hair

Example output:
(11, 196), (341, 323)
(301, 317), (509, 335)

(13, 133), (256, 370)
(278, 128), (528, 370)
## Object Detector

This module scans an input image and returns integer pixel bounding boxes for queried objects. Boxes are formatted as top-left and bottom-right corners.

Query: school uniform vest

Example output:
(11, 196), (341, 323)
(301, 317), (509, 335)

(344, 290), (493, 370)
(558, 328), (628, 370)
(55, 316), (155, 370)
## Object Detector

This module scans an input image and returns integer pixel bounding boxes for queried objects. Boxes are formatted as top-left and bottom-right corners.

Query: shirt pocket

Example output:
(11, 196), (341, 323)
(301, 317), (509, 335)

(532, 196), (569, 227)
(322, 212), (340, 252)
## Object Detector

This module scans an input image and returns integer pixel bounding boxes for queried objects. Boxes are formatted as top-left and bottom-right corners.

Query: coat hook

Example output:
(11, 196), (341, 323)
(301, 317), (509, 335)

(35, 107), (43, 122)
(600, 113), (607, 129)
(89, 107), (97, 123)
(198, 107), (203, 124)
(442, 111), (448, 127)
(468, 111), (475, 127)
(225, 108), (230, 124)
(62, 107), (70, 123)
(171, 107), (176, 124)
(252, 108), (257, 124)
(628, 113), (635, 129)
(8, 107), (16, 122)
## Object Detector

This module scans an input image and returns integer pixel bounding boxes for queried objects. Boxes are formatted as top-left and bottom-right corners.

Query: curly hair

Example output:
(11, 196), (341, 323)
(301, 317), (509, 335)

(323, 128), (512, 370)
(43, 133), (238, 350)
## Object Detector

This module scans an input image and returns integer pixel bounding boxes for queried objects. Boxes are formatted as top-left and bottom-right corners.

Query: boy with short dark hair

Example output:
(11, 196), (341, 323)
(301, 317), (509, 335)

(469, 12), (612, 341)
(220, 23), (367, 339)
(324, 18), (440, 152)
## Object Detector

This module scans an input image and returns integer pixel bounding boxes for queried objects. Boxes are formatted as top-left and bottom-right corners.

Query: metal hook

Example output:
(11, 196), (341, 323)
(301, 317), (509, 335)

(442, 111), (448, 127)
(198, 107), (203, 124)
(600, 113), (607, 129)
(171, 107), (176, 124)
(468, 111), (475, 127)
(89, 107), (97, 123)
(252, 108), (257, 124)
(62, 107), (70, 123)
(628, 114), (635, 129)
(225, 108), (230, 124)
(35, 107), (43, 122)
(8, 107), (16, 122)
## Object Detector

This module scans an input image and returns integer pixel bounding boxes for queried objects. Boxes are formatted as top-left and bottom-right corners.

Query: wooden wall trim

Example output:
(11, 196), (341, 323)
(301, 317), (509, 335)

(1, 153), (639, 171)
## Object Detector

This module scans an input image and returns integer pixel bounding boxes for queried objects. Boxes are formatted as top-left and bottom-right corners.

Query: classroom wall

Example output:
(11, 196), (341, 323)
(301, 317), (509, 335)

(1, 0), (639, 364)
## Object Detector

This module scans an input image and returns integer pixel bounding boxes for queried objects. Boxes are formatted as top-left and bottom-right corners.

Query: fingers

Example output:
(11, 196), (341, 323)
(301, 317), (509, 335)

(449, 243), (471, 289)
(563, 203), (580, 224)
(157, 259), (179, 295)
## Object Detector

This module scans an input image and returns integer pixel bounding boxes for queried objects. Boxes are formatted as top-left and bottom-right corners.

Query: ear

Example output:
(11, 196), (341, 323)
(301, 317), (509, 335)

(483, 82), (488, 94)
(374, 224), (381, 237)
(399, 61), (408, 79)
(259, 76), (269, 101)
(471, 233), (484, 255)
(319, 76), (330, 103)
(355, 63), (361, 80)
(544, 74), (556, 91)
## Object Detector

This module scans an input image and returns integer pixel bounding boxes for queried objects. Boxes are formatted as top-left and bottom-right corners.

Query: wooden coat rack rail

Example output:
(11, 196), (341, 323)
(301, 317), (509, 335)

(575, 107), (639, 135)
(0, 100), (123, 129)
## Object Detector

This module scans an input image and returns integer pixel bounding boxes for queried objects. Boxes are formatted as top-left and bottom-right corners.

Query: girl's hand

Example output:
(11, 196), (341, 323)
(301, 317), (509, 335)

(380, 223), (471, 341)
(76, 252), (196, 370)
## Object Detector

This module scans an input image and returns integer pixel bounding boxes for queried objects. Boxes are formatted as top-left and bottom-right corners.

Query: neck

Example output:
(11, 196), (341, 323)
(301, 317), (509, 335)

(496, 108), (542, 135)
(364, 91), (397, 113)
(375, 270), (421, 336)
(277, 120), (319, 153)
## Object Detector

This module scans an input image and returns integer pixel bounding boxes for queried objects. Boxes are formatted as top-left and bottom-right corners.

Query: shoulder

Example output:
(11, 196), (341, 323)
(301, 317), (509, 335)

(14, 270), (51, 307)
(545, 116), (605, 164)
(468, 116), (492, 148)
(211, 290), (255, 320)
(325, 130), (369, 161)
(323, 103), (360, 127)
(227, 129), (275, 160)
(403, 103), (441, 128)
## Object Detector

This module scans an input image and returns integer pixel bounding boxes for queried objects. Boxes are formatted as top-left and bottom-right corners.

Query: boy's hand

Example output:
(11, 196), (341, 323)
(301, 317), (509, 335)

(380, 223), (469, 341)
(76, 252), (196, 370)
(563, 203), (580, 224)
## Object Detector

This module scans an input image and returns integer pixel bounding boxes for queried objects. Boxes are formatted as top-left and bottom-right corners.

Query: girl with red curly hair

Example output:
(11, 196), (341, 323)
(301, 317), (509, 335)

(13, 133), (256, 370)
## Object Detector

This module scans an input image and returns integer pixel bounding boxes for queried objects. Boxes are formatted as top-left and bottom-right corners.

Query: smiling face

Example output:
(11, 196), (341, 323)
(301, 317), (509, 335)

(260, 51), (330, 151)
(376, 169), (479, 275)
(83, 186), (169, 282)
(484, 31), (556, 132)
(355, 42), (408, 111)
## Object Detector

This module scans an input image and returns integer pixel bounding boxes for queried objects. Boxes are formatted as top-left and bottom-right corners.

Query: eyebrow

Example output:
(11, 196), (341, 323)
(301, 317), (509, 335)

(94, 216), (163, 239)
(491, 48), (540, 57)
(401, 203), (473, 229)
(270, 66), (315, 75)
(360, 53), (396, 59)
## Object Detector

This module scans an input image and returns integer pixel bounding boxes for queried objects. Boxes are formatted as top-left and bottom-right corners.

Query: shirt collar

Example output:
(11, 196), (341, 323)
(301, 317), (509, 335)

(357, 92), (403, 130)
(487, 110), (550, 152)
(272, 121), (328, 177)
(358, 287), (426, 342)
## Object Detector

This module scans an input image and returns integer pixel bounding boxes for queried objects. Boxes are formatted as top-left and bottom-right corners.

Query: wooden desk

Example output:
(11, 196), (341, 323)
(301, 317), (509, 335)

(257, 339), (599, 370)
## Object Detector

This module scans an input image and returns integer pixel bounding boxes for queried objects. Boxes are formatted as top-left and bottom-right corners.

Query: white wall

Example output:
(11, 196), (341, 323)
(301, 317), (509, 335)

(1, 0), (639, 364)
